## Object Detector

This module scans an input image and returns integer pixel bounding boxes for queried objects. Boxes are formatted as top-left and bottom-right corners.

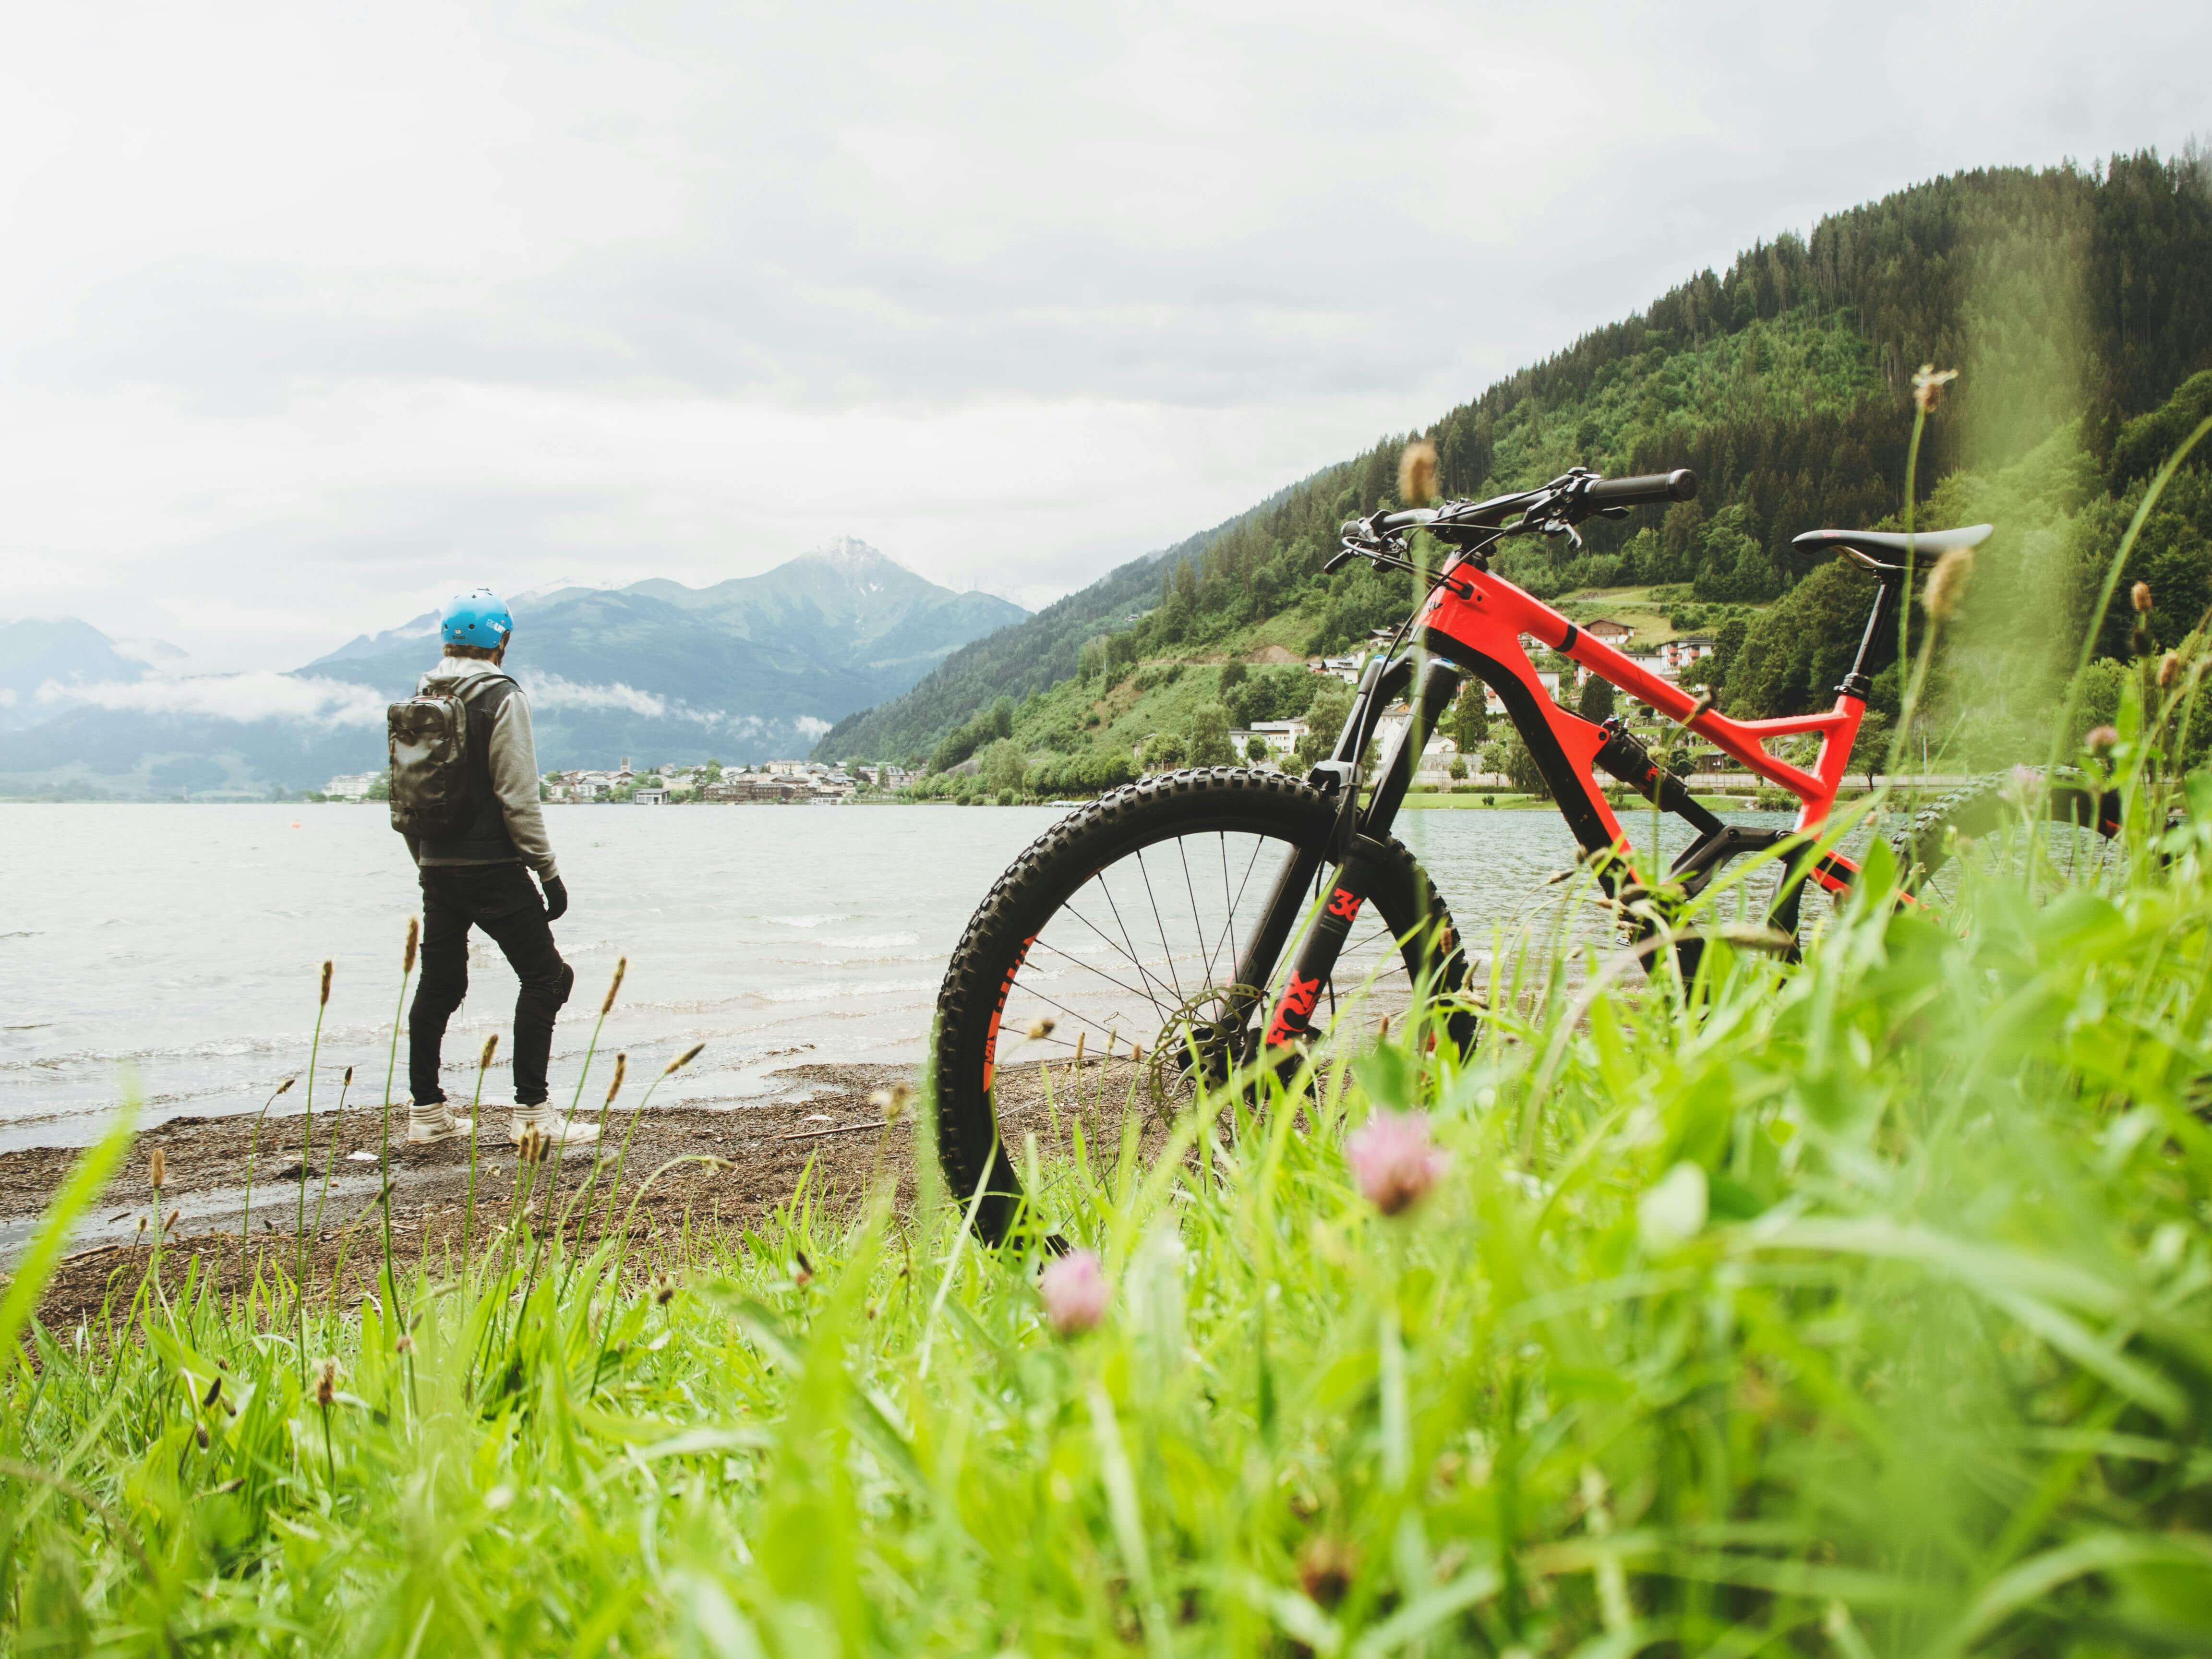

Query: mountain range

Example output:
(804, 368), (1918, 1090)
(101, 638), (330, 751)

(0, 541), (1026, 798)
(813, 150), (2212, 770)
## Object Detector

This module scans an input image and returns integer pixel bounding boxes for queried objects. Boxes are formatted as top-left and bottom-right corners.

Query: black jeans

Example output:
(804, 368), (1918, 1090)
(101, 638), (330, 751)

(409, 864), (575, 1107)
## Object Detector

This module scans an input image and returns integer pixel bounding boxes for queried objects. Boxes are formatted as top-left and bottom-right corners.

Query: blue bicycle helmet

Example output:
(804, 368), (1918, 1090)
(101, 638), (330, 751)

(441, 589), (513, 649)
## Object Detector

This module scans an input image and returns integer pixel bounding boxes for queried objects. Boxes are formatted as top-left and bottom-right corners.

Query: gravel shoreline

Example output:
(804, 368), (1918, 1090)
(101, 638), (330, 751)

(2, 1056), (1169, 1329)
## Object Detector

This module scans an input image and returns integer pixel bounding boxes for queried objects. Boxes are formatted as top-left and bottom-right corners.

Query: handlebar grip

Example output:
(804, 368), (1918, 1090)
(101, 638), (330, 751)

(1376, 508), (1435, 532)
(1584, 469), (1697, 508)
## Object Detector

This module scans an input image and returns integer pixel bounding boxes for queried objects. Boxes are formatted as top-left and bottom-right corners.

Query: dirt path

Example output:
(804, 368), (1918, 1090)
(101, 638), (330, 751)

(4, 1057), (1176, 1330)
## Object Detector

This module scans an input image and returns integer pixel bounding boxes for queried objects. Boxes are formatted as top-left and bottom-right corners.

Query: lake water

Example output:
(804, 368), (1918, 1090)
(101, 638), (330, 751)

(0, 800), (1792, 1149)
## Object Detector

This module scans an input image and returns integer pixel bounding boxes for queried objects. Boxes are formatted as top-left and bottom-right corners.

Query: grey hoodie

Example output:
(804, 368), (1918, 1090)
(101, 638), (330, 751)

(404, 655), (559, 880)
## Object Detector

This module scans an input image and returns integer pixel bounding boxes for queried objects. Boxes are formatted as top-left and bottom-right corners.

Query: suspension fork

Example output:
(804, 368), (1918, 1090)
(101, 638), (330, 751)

(1240, 657), (1464, 1051)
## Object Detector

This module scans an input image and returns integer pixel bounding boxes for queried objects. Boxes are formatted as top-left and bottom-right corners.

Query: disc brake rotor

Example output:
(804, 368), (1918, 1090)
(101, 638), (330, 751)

(1142, 982), (1263, 1121)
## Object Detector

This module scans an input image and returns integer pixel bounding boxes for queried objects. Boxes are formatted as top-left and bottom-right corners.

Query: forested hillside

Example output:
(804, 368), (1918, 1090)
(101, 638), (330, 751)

(810, 503), (1280, 765)
(820, 151), (2212, 774)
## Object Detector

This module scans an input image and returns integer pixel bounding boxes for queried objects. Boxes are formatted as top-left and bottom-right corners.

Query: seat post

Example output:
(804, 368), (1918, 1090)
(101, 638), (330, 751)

(1836, 572), (1903, 701)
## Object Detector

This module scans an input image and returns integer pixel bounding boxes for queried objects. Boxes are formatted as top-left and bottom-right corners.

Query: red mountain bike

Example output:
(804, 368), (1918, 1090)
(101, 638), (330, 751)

(933, 467), (2116, 1238)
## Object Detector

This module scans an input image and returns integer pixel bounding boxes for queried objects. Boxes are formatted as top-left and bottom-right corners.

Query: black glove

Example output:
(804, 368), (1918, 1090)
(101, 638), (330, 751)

(541, 875), (569, 921)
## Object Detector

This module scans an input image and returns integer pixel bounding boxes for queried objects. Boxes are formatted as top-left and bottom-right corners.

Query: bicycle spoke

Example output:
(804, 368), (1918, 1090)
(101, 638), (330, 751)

(1218, 832), (1242, 979)
(1176, 836), (1217, 991)
(1089, 879), (1179, 1012)
(998, 984), (1129, 1048)
(1024, 932), (1174, 1016)
(1133, 848), (1187, 1003)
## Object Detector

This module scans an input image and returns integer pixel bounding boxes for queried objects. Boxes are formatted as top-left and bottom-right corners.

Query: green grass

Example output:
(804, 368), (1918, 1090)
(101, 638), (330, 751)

(1398, 792), (1542, 810)
(7, 752), (2212, 1652)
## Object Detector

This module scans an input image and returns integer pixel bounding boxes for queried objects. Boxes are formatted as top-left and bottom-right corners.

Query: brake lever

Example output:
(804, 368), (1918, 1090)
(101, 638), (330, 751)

(1514, 478), (1591, 544)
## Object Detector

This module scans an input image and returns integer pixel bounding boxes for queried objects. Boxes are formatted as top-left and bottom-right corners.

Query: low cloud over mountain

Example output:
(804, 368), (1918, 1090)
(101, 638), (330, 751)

(0, 541), (1024, 797)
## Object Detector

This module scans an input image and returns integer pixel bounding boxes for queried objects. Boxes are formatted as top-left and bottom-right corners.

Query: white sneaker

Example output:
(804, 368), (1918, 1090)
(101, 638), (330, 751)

(405, 1099), (473, 1144)
(509, 1105), (600, 1148)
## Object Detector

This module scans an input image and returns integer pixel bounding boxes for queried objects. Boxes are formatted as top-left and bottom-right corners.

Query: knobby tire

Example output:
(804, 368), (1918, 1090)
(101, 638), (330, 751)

(932, 767), (1467, 1244)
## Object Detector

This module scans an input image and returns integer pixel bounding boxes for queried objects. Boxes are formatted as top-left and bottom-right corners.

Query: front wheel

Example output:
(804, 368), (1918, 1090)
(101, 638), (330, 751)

(933, 767), (1469, 1243)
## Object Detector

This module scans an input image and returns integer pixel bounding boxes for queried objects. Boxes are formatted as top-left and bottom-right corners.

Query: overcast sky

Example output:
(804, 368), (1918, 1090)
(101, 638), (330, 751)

(2, 0), (2205, 672)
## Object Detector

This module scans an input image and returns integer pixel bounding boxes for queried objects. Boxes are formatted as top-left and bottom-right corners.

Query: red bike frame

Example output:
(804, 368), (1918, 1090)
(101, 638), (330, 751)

(1242, 469), (1915, 1054)
(1415, 569), (1864, 892)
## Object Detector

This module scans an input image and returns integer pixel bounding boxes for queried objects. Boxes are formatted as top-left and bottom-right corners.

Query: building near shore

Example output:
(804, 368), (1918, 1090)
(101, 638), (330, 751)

(323, 771), (380, 800)
(1247, 720), (1309, 758)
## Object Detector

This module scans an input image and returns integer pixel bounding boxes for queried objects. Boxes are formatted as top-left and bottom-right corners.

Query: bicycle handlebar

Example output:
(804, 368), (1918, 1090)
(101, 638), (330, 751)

(1333, 467), (1700, 570)
(1580, 469), (1697, 509)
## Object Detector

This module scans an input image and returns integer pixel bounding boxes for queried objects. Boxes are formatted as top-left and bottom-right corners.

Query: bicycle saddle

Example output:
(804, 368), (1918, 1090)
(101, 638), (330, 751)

(1792, 523), (1992, 576)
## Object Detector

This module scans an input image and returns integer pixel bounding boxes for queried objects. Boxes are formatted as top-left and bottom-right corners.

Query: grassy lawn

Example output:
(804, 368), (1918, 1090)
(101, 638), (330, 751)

(1552, 585), (1682, 643)
(1397, 791), (1540, 809)
(7, 774), (2212, 1651)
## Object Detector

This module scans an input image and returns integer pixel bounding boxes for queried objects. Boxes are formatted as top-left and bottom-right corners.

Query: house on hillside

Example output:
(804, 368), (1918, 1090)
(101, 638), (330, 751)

(1367, 708), (1466, 785)
(1248, 719), (1309, 757)
(1582, 618), (1635, 645)
(1659, 636), (1716, 675)
(1472, 668), (1565, 716)
(1418, 735), (1458, 785)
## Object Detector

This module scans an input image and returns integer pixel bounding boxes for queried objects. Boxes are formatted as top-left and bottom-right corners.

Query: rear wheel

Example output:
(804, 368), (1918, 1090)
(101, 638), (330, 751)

(933, 768), (1468, 1242)
(1891, 768), (2124, 907)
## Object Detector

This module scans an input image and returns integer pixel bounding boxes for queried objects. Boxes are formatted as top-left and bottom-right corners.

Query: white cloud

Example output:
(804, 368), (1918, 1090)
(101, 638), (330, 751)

(517, 672), (671, 720)
(0, 0), (2204, 670)
(36, 672), (386, 725)
(516, 674), (821, 739)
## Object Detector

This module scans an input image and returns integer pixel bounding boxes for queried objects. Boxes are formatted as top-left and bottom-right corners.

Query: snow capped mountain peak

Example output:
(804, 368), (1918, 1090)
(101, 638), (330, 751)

(805, 537), (908, 583)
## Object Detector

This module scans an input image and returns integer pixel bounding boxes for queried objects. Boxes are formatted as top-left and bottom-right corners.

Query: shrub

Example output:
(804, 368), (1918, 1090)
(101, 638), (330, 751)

(1186, 702), (1236, 767)
(981, 738), (1027, 797)
(1141, 733), (1188, 771)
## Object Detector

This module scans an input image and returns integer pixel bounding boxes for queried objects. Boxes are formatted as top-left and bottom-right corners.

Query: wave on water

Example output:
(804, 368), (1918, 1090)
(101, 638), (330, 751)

(766, 914), (854, 929)
(756, 977), (938, 1006)
(819, 933), (922, 951)
(0, 1022), (403, 1072)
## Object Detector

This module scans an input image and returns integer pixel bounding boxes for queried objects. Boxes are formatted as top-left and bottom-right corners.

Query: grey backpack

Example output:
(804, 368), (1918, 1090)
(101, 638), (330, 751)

(387, 678), (511, 839)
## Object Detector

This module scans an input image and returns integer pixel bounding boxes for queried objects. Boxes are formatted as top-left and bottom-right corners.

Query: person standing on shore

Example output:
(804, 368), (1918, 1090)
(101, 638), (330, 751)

(391, 590), (594, 1147)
